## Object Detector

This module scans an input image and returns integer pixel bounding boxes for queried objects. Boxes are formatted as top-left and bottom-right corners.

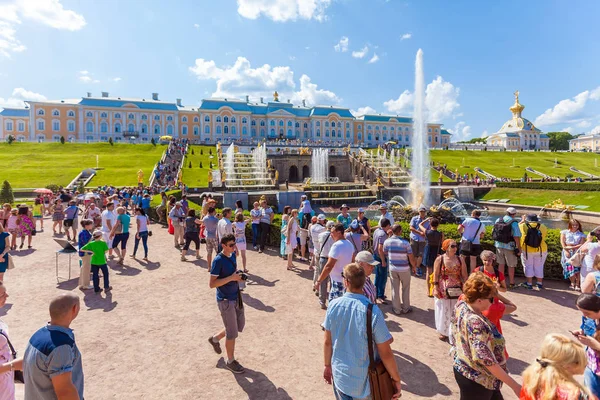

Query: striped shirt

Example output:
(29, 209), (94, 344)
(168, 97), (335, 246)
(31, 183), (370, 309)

(363, 278), (376, 303)
(383, 235), (413, 272)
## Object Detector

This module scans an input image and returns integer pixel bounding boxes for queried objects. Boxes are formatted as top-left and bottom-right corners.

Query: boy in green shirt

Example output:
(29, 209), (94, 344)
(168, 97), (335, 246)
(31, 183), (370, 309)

(81, 230), (112, 293)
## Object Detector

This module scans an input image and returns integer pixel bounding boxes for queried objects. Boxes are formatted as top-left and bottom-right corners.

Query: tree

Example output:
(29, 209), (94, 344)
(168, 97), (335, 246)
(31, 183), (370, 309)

(457, 137), (487, 144)
(209, 148), (212, 155)
(199, 161), (203, 168)
(189, 161), (192, 168)
(0, 181), (14, 204)
(151, 137), (156, 146)
(60, 136), (65, 144)
(200, 149), (203, 155)
(547, 131), (574, 151)
(108, 137), (114, 146)
(77, 181), (85, 193)
(191, 148), (194, 155)
(6, 135), (15, 144)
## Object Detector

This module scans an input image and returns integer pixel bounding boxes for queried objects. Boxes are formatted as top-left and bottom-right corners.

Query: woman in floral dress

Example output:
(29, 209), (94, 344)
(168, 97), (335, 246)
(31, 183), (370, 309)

(561, 219), (587, 291)
(51, 199), (64, 235)
(433, 239), (467, 341)
(16, 205), (34, 249)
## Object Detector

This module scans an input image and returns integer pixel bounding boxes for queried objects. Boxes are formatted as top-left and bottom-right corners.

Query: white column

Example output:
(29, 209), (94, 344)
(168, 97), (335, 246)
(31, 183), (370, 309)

(95, 112), (99, 138)
(30, 105), (36, 140)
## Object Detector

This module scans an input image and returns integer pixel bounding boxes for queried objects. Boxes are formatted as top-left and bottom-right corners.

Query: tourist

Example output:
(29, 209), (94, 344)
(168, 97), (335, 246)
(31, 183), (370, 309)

(285, 209), (299, 270)
(181, 195), (189, 214)
(492, 207), (522, 289)
(156, 191), (167, 225)
(580, 230), (600, 281)
(345, 220), (369, 261)
(520, 333), (592, 400)
(132, 207), (150, 261)
(409, 206), (429, 277)
(280, 212), (289, 259)
(6, 209), (18, 251)
(336, 204), (352, 230)
(181, 209), (202, 261)
(519, 214), (548, 290)
(0, 204), (11, 228)
(573, 293), (600, 397)
(0, 224), (10, 282)
(17, 205), (35, 250)
(203, 207), (219, 268)
(419, 217), (443, 296)
(373, 218), (392, 303)
(77, 219), (94, 290)
(23, 293), (84, 400)
(384, 223), (417, 315)
(63, 200), (79, 242)
(306, 215), (318, 270)
(458, 209), (485, 272)
(208, 233), (246, 374)
(561, 219), (586, 290)
(110, 206), (130, 264)
(235, 199), (244, 215)
(81, 230), (112, 293)
(258, 199), (274, 253)
(51, 199), (64, 235)
(315, 220), (335, 309)
(322, 263), (402, 399)
(101, 202), (117, 258)
(433, 239), (467, 341)
(0, 282), (23, 400)
(355, 208), (371, 248)
(378, 203), (394, 226)
(299, 194), (313, 229)
(169, 201), (186, 248)
(355, 251), (379, 303)
(451, 272), (521, 399)
(315, 223), (354, 303)
(33, 197), (44, 231)
(250, 202), (261, 250)
(233, 212), (249, 272)
(84, 202), (101, 228)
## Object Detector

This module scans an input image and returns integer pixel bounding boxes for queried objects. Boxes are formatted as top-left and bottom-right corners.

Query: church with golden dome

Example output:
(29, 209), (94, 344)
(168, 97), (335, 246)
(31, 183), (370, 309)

(486, 91), (549, 150)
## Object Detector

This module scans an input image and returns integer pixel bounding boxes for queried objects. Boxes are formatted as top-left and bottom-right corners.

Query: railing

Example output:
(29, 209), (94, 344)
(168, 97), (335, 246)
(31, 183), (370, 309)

(123, 131), (140, 138)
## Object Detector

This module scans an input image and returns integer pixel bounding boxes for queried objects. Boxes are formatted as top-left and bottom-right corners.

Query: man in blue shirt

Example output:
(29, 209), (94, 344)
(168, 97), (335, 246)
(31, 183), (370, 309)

(409, 206), (429, 277)
(323, 263), (401, 399)
(23, 293), (84, 400)
(208, 233), (246, 374)
(494, 207), (522, 288)
(372, 218), (392, 303)
(141, 194), (151, 215)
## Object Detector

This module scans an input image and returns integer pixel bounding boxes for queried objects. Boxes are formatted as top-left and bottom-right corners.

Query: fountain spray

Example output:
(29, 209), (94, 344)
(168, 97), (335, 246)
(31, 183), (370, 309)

(410, 49), (429, 208)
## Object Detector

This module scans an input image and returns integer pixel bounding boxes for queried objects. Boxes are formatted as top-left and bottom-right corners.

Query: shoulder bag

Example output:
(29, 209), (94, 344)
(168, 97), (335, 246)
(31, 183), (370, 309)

(0, 330), (24, 383)
(367, 303), (395, 400)
(460, 220), (482, 254)
(442, 256), (463, 299)
(568, 249), (585, 267)
(318, 233), (331, 258)
(7, 253), (15, 270)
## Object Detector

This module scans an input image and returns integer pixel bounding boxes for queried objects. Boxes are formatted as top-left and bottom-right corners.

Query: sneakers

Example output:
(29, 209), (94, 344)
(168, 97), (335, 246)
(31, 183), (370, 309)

(416, 267), (423, 277)
(208, 337), (222, 354)
(181, 256), (187, 261)
(258, 249), (263, 254)
(225, 360), (245, 374)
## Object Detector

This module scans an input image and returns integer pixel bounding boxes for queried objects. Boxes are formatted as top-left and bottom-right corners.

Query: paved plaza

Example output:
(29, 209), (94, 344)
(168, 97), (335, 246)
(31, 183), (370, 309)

(3, 224), (581, 400)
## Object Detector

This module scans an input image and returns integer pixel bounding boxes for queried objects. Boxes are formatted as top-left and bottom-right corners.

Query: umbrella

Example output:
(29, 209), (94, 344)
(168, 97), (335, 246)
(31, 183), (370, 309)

(85, 193), (99, 199)
(34, 188), (53, 194)
(160, 135), (173, 141)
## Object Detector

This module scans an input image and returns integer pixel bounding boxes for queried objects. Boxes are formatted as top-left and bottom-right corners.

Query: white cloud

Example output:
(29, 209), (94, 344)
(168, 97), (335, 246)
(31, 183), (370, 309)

(563, 126), (574, 134)
(383, 76), (460, 122)
(577, 120), (592, 128)
(193, 23), (199, 29)
(400, 33), (412, 40)
(289, 55), (296, 61)
(480, 130), (489, 138)
(237, 0), (332, 22)
(351, 106), (376, 117)
(0, 87), (46, 108)
(591, 125), (600, 135)
(0, 0), (85, 57)
(448, 121), (472, 141)
(368, 53), (379, 64)
(534, 86), (600, 127)
(78, 70), (99, 83)
(189, 56), (338, 107)
(112, 77), (122, 82)
(334, 36), (348, 52)
(352, 46), (369, 59)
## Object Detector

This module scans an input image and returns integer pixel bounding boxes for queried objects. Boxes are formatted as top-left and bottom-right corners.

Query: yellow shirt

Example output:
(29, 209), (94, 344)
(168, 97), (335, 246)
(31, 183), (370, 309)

(33, 204), (43, 216)
(519, 222), (548, 253)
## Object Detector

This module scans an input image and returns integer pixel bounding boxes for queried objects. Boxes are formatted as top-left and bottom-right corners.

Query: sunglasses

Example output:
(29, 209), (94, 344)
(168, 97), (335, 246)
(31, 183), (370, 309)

(226, 243), (236, 248)
(449, 244), (457, 249)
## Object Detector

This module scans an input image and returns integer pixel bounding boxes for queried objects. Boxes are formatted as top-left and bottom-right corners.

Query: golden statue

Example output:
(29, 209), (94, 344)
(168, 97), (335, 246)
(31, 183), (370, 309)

(304, 178), (312, 188)
(234, 145), (239, 153)
(267, 159), (272, 168)
(387, 170), (391, 178)
(273, 91), (279, 101)
(222, 170), (227, 181)
(137, 169), (144, 183)
(376, 177), (384, 187)
(259, 194), (267, 202)
(443, 189), (454, 199)
(208, 171), (213, 183)
(514, 90), (519, 103)
(275, 170), (279, 181)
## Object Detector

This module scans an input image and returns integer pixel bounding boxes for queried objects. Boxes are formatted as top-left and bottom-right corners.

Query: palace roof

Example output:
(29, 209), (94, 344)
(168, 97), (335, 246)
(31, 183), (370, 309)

(0, 108), (29, 117)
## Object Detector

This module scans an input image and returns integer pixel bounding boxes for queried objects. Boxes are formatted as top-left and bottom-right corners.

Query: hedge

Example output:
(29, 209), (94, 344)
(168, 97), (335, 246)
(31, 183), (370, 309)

(496, 182), (600, 191)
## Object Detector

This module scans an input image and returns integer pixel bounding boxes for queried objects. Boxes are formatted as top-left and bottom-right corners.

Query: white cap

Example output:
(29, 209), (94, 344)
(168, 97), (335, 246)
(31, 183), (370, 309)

(355, 251), (380, 266)
(506, 207), (517, 215)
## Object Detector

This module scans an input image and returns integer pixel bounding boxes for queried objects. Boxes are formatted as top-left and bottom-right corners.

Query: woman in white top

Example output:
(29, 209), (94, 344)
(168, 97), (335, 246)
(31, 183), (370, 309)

(0, 282), (23, 400)
(285, 209), (299, 270)
(132, 207), (150, 261)
(234, 213), (250, 273)
(250, 202), (262, 250)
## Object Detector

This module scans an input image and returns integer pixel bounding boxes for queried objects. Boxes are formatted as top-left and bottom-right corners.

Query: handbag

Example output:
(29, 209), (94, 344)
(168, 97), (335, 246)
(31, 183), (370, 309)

(0, 330), (24, 383)
(7, 254), (15, 270)
(568, 250), (585, 267)
(367, 303), (396, 400)
(441, 256), (463, 299)
(460, 220), (482, 253)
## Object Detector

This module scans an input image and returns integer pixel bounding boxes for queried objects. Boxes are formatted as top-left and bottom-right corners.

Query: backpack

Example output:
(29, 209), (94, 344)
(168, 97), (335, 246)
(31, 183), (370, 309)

(492, 219), (514, 243)
(524, 222), (543, 255)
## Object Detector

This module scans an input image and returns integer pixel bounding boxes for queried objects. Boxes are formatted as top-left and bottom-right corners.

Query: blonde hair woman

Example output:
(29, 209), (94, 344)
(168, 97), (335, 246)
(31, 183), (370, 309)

(520, 333), (592, 399)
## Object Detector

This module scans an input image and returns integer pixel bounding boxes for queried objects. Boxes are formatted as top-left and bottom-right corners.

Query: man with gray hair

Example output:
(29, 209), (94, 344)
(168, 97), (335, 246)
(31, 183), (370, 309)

(23, 293), (84, 399)
(315, 220), (335, 309)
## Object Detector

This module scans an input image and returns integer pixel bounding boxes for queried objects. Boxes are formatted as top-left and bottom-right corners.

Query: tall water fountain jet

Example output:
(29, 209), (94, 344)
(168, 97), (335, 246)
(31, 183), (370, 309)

(410, 49), (429, 207)
(252, 143), (267, 173)
(224, 143), (235, 183)
(311, 148), (329, 183)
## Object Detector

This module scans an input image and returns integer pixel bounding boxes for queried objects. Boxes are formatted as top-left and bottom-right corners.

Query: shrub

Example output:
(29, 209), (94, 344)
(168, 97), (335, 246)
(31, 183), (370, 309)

(0, 181), (14, 204)
(199, 161), (203, 168)
(191, 149), (195, 155)
(151, 138), (156, 146)
(60, 136), (65, 144)
(189, 161), (192, 168)
(496, 182), (600, 191)
(200, 149), (203, 155)
(209, 149), (212, 155)
(108, 137), (114, 146)
(45, 184), (60, 193)
(6, 135), (15, 144)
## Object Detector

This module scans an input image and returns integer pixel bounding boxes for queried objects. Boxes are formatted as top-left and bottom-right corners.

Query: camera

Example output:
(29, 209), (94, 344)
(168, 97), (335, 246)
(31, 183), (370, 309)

(237, 270), (248, 281)
(591, 230), (600, 239)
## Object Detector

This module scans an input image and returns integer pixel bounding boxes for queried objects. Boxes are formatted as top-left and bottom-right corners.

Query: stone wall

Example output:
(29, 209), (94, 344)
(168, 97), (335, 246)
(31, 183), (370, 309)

(269, 154), (353, 183)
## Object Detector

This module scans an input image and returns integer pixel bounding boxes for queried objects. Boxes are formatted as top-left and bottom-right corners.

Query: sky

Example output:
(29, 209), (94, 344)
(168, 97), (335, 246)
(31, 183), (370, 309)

(1, 0), (600, 141)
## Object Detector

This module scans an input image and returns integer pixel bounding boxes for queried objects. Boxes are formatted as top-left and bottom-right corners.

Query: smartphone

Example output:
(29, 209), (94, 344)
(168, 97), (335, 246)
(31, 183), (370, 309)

(570, 330), (584, 337)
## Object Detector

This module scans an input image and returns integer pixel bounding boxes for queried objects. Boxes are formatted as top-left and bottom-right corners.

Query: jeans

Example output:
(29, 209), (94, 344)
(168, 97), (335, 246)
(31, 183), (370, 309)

(91, 264), (110, 292)
(333, 385), (371, 400)
(259, 222), (270, 251)
(251, 223), (259, 248)
(133, 231), (149, 257)
(585, 367), (600, 398)
(374, 254), (388, 299)
(454, 368), (503, 400)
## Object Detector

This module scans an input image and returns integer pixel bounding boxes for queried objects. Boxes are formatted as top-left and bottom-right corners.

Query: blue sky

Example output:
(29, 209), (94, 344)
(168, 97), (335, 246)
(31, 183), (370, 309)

(1, 0), (600, 141)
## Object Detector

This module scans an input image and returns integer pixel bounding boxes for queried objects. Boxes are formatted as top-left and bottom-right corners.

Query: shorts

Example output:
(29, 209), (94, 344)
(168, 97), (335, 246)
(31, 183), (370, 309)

(496, 248), (518, 268)
(328, 279), (345, 302)
(33, 215), (42, 219)
(112, 232), (129, 249)
(235, 239), (247, 251)
(298, 229), (308, 246)
(183, 232), (200, 250)
(218, 298), (245, 340)
(410, 240), (426, 258)
(63, 219), (74, 227)
(102, 231), (113, 248)
(206, 237), (218, 256)
(459, 242), (482, 257)
(521, 251), (547, 279)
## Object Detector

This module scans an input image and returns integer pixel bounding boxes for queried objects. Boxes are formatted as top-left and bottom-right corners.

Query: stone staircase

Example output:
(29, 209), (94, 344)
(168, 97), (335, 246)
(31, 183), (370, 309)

(305, 183), (376, 205)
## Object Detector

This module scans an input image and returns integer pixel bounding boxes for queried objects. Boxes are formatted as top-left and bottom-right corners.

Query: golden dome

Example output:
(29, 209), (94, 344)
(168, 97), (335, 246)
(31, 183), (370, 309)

(509, 90), (524, 116)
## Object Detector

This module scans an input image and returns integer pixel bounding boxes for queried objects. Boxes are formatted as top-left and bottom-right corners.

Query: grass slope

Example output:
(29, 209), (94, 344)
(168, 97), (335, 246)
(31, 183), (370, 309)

(180, 145), (218, 187)
(479, 187), (600, 211)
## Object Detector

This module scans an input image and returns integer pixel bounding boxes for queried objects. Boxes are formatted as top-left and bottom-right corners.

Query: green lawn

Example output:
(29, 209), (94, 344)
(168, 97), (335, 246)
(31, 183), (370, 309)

(181, 145), (218, 187)
(0, 143), (164, 188)
(478, 187), (600, 211)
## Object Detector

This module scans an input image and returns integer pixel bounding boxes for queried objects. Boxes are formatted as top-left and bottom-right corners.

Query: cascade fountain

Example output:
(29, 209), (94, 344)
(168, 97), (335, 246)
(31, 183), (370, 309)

(311, 148), (329, 183)
(224, 143), (235, 182)
(222, 142), (272, 190)
(252, 143), (267, 177)
(410, 48), (429, 208)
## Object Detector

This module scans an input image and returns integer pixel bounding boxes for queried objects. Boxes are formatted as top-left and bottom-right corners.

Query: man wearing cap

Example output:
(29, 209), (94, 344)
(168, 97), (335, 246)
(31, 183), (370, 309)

(372, 218), (392, 303)
(409, 206), (429, 277)
(315, 223), (353, 306)
(458, 209), (485, 272)
(336, 204), (352, 230)
(355, 251), (379, 303)
(493, 207), (522, 288)
(378, 203), (395, 226)
(169, 201), (186, 248)
(518, 214), (547, 290)
(315, 220), (335, 309)
(80, 230), (112, 293)
(310, 214), (327, 269)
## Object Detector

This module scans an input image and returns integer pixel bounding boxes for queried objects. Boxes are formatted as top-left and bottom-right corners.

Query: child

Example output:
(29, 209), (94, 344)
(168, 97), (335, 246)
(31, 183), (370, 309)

(520, 333), (592, 400)
(78, 219), (94, 290)
(51, 199), (64, 235)
(234, 212), (249, 273)
(6, 208), (18, 250)
(250, 201), (261, 250)
(33, 198), (44, 231)
(81, 230), (112, 293)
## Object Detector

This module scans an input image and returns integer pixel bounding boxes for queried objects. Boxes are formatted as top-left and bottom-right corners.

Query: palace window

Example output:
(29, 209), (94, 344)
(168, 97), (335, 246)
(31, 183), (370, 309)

(243, 117), (248, 124)
(154, 124), (160, 134)
(52, 121), (60, 131)
(141, 114), (148, 120)
(182, 126), (188, 135)
(68, 110), (75, 117)
(193, 117), (199, 123)
(86, 112), (93, 117)
(216, 116), (222, 123)
(18, 121), (25, 132)
(52, 110), (60, 116)
(182, 116), (188, 123)
(193, 126), (199, 136)
(37, 109), (45, 116)
(6, 121), (13, 131)
(204, 115), (210, 122)
(295, 122), (300, 128)
(251, 128), (256, 137)
(304, 123), (308, 128)
(260, 121), (265, 127)
(242, 127), (247, 135)
(260, 129), (265, 137)
(270, 120), (275, 126)
(346, 122), (350, 128)
(167, 125), (173, 135)
(86, 122), (93, 132)
(288, 121), (292, 127)
(325, 129), (330, 137)
(204, 126), (210, 134)
(115, 113), (121, 119)
(154, 115), (160, 121)
(325, 122), (329, 127)
(141, 124), (147, 134)
(223, 116), (229, 123)
(115, 123), (121, 133)
(224, 126), (229, 134)
(279, 120), (284, 126)
(231, 126), (236, 135)
(129, 113), (135, 119)
(128, 123), (134, 132)
(231, 117), (236, 123)
(216, 126), (221, 134)
(167, 116), (173, 121)
(317, 129), (320, 137)
(316, 121), (321, 127)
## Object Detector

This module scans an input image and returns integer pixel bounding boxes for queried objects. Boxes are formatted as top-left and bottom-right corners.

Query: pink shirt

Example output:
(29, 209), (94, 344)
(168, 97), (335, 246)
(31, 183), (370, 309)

(6, 216), (17, 230)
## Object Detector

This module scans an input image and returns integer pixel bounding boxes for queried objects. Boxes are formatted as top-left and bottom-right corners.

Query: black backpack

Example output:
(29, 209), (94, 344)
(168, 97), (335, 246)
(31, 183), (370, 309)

(524, 222), (543, 254)
(492, 219), (514, 243)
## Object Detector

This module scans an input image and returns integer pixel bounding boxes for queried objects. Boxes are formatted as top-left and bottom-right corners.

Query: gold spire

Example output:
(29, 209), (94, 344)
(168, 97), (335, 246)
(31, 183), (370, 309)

(509, 89), (524, 117)
(273, 91), (279, 102)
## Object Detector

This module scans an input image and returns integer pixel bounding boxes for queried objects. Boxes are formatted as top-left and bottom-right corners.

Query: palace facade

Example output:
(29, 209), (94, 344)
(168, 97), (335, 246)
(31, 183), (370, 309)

(0, 91), (451, 147)
(569, 133), (600, 151)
